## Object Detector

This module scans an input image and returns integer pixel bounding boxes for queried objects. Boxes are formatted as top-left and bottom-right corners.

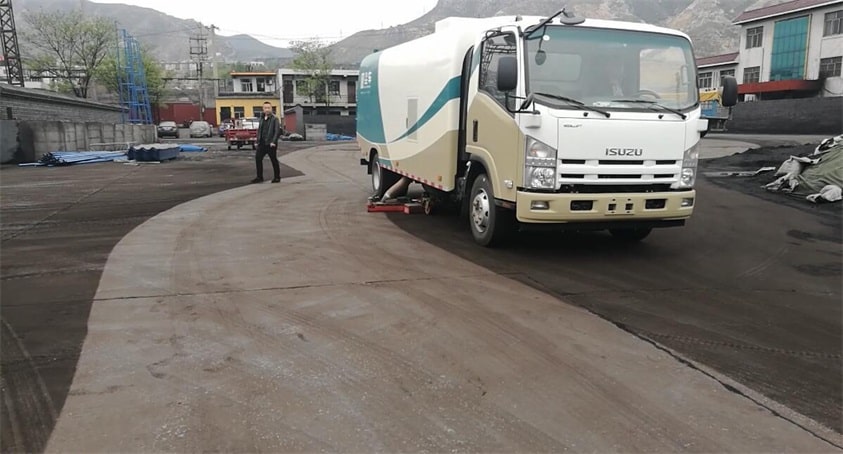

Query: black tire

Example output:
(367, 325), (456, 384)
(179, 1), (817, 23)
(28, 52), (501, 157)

(609, 228), (652, 242)
(370, 152), (400, 198)
(721, 76), (738, 106)
(469, 174), (514, 247)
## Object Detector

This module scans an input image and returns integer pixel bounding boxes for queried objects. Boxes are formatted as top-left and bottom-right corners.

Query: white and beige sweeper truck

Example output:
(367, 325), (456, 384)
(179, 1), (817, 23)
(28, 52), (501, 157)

(357, 8), (738, 247)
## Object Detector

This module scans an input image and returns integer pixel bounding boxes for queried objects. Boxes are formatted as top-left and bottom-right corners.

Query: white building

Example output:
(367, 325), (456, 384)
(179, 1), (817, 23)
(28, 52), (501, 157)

(214, 71), (280, 124)
(0, 64), (53, 90)
(733, 0), (843, 99)
(278, 68), (358, 115)
(696, 52), (739, 94)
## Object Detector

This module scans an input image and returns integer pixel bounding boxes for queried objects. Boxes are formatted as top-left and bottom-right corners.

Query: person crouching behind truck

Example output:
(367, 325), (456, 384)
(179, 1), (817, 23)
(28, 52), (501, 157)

(252, 101), (282, 184)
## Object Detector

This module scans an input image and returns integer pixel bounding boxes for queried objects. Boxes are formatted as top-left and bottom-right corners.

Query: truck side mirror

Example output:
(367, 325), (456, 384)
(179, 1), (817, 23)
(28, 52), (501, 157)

(497, 56), (518, 92)
(721, 76), (738, 107)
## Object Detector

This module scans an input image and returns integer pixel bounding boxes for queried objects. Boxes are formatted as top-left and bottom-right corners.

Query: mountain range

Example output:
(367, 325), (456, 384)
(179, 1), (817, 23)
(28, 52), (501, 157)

(17, 0), (293, 62)
(328, 0), (783, 65)
(17, 0), (785, 67)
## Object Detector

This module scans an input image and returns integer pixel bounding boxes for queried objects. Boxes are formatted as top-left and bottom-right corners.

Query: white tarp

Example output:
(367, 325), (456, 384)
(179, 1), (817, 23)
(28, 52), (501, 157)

(765, 135), (843, 203)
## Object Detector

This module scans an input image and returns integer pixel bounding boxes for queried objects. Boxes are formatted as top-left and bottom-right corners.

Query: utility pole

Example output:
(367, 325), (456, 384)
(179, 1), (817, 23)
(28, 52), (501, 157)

(0, 0), (25, 87)
(189, 24), (209, 119)
(208, 24), (218, 98)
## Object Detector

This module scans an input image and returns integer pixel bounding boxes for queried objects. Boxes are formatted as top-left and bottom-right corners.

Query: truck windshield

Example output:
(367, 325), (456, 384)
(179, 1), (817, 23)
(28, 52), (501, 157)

(525, 26), (698, 111)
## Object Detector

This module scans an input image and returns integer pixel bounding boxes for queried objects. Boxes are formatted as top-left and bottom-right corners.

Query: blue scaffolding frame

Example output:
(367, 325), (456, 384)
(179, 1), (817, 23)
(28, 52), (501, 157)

(117, 29), (153, 124)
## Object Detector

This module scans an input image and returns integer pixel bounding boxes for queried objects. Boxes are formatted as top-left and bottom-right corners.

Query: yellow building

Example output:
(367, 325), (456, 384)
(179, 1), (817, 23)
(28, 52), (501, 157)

(215, 71), (280, 125)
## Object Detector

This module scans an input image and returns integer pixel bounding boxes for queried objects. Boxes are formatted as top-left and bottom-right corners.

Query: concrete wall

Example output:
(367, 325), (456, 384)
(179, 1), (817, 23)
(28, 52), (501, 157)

(0, 86), (156, 162)
(727, 97), (843, 134)
(303, 114), (357, 137)
(0, 85), (123, 123)
(15, 121), (156, 163)
(304, 124), (327, 141)
(0, 120), (18, 164)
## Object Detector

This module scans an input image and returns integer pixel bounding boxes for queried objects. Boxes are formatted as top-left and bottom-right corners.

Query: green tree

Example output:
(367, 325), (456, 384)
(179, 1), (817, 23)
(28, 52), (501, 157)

(21, 10), (115, 98)
(290, 39), (333, 106)
(95, 47), (169, 107)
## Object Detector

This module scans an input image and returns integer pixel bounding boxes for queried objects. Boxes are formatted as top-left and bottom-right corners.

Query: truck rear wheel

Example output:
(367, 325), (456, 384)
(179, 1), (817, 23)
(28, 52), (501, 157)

(371, 152), (400, 198)
(469, 174), (514, 247)
(609, 228), (652, 242)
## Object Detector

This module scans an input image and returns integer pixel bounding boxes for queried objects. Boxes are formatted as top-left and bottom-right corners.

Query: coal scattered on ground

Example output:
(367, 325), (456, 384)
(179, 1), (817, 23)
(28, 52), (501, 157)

(700, 144), (841, 221)
(0, 147), (303, 453)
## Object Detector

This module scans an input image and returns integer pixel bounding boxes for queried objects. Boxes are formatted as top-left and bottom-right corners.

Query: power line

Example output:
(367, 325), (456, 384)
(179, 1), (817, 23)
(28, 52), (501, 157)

(214, 26), (425, 43)
(133, 26), (197, 38)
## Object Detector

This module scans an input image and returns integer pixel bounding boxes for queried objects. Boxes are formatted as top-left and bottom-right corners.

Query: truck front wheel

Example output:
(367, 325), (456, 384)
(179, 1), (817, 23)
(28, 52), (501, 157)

(609, 228), (652, 242)
(469, 174), (514, 247)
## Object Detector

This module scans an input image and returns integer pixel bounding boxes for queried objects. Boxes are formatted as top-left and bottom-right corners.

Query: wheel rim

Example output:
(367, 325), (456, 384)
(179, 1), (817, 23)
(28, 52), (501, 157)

(372, 161), (382, 192)
(471, 188), (491, 234)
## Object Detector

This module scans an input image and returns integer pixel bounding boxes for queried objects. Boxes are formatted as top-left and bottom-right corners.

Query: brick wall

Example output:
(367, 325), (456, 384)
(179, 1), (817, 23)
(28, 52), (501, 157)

(0, 120), (17, 163)
(727, 97), (843, 135)
(0, 84), (123, 123)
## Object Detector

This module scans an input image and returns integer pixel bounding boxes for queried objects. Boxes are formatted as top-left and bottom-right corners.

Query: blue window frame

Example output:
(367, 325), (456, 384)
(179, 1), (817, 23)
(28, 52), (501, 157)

(770, 16), (809, 81)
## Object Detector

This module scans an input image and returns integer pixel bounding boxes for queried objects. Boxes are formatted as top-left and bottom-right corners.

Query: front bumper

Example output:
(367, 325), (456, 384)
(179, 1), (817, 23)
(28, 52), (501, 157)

(516, 190), (695, 223)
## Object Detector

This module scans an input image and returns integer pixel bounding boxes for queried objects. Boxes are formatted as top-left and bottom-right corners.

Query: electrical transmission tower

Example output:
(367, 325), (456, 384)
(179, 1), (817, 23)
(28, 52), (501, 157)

(0, 0), (24, 87)
(117, 29), (153, 124)
(189, 25), (209, 118)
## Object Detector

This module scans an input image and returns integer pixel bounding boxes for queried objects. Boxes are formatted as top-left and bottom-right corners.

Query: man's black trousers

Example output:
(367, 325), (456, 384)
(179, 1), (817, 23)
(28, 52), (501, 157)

(255, 144), (280, 180)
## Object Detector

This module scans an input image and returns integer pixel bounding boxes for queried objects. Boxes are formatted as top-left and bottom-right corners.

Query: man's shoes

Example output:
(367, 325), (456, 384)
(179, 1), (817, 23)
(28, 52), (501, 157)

(251, 178), (264, 184)
(271, 178), (281, 183)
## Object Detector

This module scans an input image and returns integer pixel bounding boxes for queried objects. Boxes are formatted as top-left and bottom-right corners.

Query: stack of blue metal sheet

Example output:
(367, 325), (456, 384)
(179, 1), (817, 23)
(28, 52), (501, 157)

(19, 151), (127, 167)
(128, 144), (181, 162)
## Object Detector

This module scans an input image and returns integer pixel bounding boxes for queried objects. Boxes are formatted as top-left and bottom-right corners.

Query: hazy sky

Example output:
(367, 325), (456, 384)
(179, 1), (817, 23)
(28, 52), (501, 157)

(91, 0), (439, 47)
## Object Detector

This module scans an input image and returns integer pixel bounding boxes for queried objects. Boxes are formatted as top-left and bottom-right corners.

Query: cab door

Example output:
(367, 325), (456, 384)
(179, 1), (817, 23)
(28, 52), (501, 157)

(465, 28), (523, 203)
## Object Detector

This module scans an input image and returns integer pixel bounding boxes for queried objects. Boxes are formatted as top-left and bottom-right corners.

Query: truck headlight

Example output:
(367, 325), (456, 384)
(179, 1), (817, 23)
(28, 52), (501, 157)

(525, 137), (557, 190)
(672, 144), (699, 190)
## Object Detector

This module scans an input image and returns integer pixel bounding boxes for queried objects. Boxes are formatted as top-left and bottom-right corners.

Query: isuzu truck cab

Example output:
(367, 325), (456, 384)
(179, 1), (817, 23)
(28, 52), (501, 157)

(357, 9), (738, 246)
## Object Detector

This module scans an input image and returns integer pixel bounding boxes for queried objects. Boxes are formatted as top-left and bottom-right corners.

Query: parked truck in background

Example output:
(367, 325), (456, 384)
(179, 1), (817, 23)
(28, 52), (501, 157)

(357, 8), (738, 246)
(700, 89), (737, 132)
(225, 117), (259, 150)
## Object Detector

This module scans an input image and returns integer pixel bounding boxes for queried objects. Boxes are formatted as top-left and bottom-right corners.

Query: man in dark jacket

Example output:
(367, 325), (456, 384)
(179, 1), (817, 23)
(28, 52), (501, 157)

(252, 101), (282, 183)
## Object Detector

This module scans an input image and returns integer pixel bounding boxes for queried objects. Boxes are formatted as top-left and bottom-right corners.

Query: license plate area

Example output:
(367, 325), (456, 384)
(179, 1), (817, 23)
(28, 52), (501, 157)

(606, 198), (635, 216)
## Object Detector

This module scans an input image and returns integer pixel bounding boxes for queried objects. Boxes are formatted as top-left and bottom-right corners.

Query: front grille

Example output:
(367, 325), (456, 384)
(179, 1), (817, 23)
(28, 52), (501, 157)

(598, 174), (642, 179)
(558, 158), (681, 185)
(558, 184), (674, 194)
(599, 160), (644, 165)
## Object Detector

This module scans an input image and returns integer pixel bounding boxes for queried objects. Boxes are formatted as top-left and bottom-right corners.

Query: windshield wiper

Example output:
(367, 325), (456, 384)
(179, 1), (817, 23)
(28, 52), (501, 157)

(610, 99), (687, 119)
(525, 92), (611, 118)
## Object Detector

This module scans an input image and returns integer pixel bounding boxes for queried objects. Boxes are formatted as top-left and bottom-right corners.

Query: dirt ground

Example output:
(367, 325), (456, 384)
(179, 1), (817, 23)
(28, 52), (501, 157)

(1, 140), (841, 452)
(0, 146), (305, 453)
(44, 146), (841, 452)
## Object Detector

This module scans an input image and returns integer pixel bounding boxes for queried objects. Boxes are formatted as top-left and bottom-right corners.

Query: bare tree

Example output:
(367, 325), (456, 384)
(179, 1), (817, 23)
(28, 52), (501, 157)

(21, 10), (115, 98)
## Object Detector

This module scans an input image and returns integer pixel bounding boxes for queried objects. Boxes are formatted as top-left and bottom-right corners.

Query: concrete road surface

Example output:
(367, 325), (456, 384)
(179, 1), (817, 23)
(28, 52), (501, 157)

(47, 145), (839, 452)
